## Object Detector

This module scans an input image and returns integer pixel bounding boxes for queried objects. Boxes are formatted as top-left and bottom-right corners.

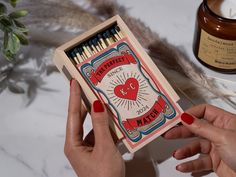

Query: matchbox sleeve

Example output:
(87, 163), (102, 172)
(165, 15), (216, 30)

(76, 38), (182, 152)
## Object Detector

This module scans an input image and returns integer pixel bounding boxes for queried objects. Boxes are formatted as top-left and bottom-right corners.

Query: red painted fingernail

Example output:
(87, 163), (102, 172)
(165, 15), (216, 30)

(176, 165), (184, 171)
(181, 113), (194, 125)
(70, 78), (73, 86)
(176, 165), (180, 171)
(172, 150), (176, 157)
(93, 100), (104, 112)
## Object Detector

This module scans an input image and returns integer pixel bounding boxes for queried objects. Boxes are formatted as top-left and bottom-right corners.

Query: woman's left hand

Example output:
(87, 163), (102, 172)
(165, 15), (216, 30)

(64, 79), (125, 177)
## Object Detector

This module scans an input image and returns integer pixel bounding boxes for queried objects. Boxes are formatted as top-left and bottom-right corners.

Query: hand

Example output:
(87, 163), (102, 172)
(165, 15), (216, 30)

(64, 79), (125, 177)
(163, 104), (236, 177)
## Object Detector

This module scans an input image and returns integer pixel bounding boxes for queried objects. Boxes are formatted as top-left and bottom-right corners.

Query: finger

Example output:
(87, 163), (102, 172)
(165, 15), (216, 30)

(80, 102), (87, 121)
(66, 79), (85, 146)
(191, 170), (213, 177)
(173, 139), (211, 160)
(186, 104), (234, 123)
(176, 155), (212, 173)
(105, 103), (119, 144)
(163, 125), (194, 139)
(90, 100), (114, 148)
(181, 113), (225, 144)
(109, 127), (119, 144)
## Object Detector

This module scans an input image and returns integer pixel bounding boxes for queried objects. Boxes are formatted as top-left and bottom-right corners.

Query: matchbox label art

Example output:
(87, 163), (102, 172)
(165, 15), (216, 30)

(79, 39), (176, 144)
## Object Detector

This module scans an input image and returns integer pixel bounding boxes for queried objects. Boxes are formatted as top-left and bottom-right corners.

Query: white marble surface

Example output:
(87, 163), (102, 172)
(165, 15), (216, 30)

(0, 0), (235, 177)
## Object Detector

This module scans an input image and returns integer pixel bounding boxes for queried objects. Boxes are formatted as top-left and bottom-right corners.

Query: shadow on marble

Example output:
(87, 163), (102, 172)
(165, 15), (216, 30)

(124, 137), (193, 177)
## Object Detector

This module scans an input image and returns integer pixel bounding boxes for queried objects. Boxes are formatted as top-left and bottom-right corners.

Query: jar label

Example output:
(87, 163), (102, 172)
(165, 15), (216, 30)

(198, 29), (236, 69)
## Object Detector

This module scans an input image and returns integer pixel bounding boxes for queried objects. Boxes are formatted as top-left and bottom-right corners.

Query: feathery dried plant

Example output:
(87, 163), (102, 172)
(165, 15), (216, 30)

(0, 0), (235, 109)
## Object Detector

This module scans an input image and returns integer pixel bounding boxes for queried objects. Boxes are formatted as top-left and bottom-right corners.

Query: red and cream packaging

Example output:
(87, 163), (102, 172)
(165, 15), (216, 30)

(53, 15), (183, 152)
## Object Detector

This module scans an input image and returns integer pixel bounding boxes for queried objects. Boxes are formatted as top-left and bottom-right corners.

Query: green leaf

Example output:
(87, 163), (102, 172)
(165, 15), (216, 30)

(0, 17), (12, 27)
(7, 32), (20, 53)
(14, 32), (28, 45)
(10, 0), (18, 8)
(3, 32), (20, 61)
(0, 1), (29, 62)
(14, 19), (26, 28)
(13, 19), (28, 35)
(3, 49), (15, 61)
(9, 10), (28, 19)
(0, 3), (7, 15)
(0, 16), (13, 33)
(15, 26), (29, 33)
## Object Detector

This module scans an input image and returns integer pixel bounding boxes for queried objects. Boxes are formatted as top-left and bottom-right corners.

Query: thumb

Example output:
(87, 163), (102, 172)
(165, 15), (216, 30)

(91, 100), (114, 147)
(181, 113), (225, 144)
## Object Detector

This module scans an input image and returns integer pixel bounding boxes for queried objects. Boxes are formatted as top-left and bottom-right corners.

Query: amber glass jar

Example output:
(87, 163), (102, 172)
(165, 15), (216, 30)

(193, 0), (236, 73)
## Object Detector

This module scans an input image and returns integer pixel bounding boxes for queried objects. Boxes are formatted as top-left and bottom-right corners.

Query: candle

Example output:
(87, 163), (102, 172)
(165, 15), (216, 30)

(193, 0), (236, 73)
(221, 0), (236, 19)
(208, 0), (236, 19)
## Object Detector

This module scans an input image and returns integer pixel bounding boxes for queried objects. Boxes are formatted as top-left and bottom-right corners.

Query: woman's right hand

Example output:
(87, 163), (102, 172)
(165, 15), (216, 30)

(164, 104), (236, 177)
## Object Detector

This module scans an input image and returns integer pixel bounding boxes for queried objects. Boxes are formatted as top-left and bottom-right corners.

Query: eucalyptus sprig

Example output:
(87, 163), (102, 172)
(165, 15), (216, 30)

(0, 0), (28, 61)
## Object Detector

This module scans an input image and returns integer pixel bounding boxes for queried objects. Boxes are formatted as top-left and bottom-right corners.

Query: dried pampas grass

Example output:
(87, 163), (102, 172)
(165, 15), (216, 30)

(9, 0), (236, 109)
(86, 0), (236, 110)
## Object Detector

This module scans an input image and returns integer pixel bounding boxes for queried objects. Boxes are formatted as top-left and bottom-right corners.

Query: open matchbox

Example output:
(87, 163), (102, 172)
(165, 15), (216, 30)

(53, 15), (183, 153)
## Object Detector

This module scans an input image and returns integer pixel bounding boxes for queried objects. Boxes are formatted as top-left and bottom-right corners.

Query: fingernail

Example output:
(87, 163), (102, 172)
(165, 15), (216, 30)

(172, 150), (176, 157)
(176, 165), (180, 171)
(93, 100), (104, 112)
(181, 113), (194, 125)
(176, 165), (184, 171)
(70, 78), (74, 86)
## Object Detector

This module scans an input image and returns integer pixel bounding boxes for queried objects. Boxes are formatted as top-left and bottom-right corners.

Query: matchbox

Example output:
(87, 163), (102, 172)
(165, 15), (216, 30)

(53, 15), (183, 152)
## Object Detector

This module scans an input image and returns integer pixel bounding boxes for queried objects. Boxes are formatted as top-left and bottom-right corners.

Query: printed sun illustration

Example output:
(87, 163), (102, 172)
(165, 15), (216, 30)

(106, 72), (149, 111)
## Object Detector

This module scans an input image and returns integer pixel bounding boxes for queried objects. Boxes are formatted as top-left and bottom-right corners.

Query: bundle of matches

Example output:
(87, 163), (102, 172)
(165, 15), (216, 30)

(68, 25), (123, 64)
(54, 15), (183, 153)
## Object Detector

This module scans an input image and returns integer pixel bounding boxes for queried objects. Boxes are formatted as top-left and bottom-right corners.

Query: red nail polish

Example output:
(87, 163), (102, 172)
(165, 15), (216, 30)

(181, 113), (194, 125)
(172, 150), (176, 157)
(70, 78), (73, 86)
(176, 165), (180, 171)
(93, 100), (104, 112)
